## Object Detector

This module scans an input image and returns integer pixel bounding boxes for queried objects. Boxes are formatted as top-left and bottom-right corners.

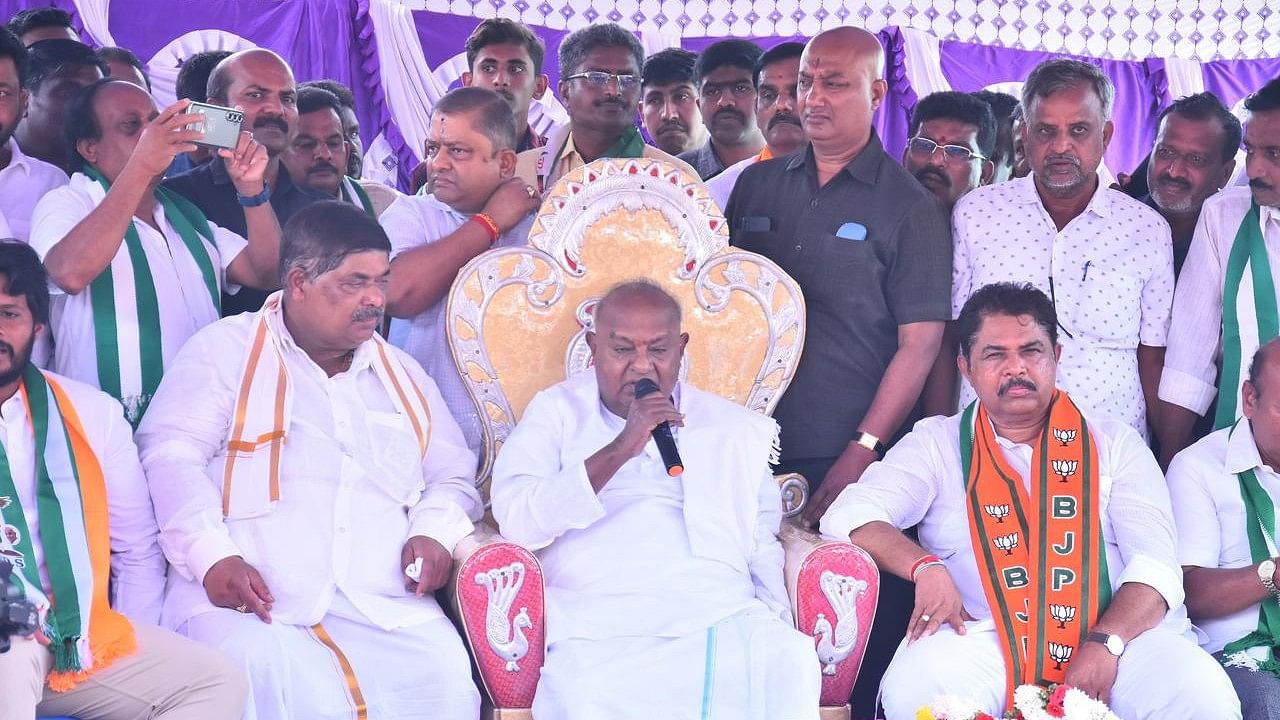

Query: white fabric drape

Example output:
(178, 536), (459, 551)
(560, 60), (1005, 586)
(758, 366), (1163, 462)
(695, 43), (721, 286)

(72, 0), (116, 47)
(899, 27), (952, 98)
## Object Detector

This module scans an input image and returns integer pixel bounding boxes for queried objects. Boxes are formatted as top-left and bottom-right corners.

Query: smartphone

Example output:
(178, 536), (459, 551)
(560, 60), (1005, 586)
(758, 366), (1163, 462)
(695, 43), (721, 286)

(187, 101), (244, 150)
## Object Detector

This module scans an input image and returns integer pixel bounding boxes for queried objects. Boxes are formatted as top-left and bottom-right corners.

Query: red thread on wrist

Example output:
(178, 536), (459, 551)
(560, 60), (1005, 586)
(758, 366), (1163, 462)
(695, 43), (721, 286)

(910, 553), (944, 580)
(471, 213), (500, 245)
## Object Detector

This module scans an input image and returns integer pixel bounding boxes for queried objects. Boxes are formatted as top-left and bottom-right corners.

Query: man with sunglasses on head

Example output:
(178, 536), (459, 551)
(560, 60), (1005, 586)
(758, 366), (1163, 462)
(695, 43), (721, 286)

(946, 59), (1173, 442)
(902, 91), (996, 210)
(514, 23), (695, 192)
(678, 39), (765, 181)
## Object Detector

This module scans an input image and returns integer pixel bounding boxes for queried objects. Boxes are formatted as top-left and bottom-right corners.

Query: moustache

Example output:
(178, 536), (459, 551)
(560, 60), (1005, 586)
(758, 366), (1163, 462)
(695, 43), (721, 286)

(768, 112), (802, 131)
(1156, 174), (1191, 192)
(308, 161), (339, 175)
(351, 306), (385, 323)
(915, 167), (950, 187)
(1045, 153), (1081, 168)
(594, 97), (627, 108)
(1251, 178), (1275, 192)
(998, 377), (1038, 396)
(253, 116), (290, 134)
(657, 119), (688, 136)
(713, 107), (745, 124)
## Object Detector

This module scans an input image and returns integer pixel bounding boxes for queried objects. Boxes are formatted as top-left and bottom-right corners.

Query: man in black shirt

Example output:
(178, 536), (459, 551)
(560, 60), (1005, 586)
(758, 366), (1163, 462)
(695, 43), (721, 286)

(164, 48), (324, 315)
(726, 28), (951, 718)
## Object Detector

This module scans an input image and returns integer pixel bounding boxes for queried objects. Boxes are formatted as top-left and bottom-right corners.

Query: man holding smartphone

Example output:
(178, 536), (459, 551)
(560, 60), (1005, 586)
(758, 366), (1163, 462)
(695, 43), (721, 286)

(29, 79), (280, 427)
(165, 48), (321, 316)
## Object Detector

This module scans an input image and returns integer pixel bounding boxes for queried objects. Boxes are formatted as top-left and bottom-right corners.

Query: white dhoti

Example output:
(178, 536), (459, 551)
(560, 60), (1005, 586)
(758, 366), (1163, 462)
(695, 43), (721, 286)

(181, 593), (480, 720)
(533, 607), (821, 720)
(879, 620), (1240, 720)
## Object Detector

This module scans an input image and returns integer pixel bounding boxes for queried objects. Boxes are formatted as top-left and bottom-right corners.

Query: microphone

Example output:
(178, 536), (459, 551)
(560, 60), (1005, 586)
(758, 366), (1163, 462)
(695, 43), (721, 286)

(633, 378), (684, 477)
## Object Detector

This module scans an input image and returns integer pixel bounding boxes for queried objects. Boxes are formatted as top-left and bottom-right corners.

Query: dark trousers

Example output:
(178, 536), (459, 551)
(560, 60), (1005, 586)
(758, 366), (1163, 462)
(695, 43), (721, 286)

(776, 457), (913, 720)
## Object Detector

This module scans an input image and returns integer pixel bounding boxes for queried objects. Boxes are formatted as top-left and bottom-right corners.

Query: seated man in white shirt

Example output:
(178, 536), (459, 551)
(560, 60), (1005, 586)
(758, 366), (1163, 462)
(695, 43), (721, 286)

(0, 242), (246, 720)
(29, 79), (280, 427)
(821, 281), (1238, 720)
(491, 280), (821, 720)
(136, 201), (484, 720)
(1168, 336), (1280, 720)
(384, 86), (540, 453)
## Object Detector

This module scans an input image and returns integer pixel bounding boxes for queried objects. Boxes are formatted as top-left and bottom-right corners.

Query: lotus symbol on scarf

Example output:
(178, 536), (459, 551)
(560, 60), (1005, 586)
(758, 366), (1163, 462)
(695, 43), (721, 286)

(1053, 428), (1077, 446)
(474, 562), (533, 672)
(813, 570), (867, 675)
(1049, 604), (1077, 628)
(1052, 459), (1078, 483)
(993, 533), (1020, 555)
(1048, 641), (1074, 670)
(983, 504), (1010, 523)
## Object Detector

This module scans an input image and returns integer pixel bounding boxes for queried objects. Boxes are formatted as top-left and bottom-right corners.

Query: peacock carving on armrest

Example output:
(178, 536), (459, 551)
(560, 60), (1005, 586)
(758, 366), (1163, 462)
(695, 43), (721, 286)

(474, 562), (533, 672)
(812, 570), (868, 676)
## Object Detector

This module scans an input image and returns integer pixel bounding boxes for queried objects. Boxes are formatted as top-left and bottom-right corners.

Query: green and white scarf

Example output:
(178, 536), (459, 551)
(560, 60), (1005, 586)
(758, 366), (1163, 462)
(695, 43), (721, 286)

(1222, 421), (1280, 676)
(0, 364), (136, 686)
(340, 176), (375, 216)
(1217, 201), (1278, 429)
(82, 167), (221, 428)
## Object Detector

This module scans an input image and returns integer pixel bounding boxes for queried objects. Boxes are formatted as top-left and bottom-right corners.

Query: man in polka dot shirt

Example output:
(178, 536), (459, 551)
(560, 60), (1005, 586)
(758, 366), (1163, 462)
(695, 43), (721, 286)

(945, 58), (1175, 440)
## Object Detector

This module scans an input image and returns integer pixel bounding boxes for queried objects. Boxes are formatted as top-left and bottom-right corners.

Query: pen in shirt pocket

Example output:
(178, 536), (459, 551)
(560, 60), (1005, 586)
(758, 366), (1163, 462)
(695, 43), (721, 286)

(1081, 261), (1093, 282)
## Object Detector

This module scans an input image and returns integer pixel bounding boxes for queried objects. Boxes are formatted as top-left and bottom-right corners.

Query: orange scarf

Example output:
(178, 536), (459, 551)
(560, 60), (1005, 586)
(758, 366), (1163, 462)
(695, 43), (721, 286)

(960, 391), (1110, 704)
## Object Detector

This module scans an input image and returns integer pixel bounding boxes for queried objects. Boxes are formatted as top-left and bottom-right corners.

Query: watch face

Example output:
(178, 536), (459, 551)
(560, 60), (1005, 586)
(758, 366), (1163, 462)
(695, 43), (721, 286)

(1105, 635), (1124, 655)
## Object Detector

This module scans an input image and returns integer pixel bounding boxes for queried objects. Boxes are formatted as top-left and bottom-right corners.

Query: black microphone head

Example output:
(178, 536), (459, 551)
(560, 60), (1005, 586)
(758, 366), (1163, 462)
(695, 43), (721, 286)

(633, 378), (660, 398)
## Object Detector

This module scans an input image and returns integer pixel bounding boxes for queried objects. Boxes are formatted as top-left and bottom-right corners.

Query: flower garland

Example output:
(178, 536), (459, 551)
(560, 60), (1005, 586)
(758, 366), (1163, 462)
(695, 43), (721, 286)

(916, 684), (1120, 720)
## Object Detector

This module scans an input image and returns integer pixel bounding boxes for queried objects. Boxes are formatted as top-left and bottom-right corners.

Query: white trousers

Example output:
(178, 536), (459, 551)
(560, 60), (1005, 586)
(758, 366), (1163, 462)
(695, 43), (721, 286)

(533, 608), (821, 720)
(879, 620), (1241, 720)
(180, 595), (480, 720)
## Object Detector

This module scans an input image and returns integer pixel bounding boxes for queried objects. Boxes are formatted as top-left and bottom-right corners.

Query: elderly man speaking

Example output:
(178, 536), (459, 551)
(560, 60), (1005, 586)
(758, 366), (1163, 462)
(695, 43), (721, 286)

(492, 281), (820, 719)
(821, 282), (1239, 720)
(137, 202), (484, 720)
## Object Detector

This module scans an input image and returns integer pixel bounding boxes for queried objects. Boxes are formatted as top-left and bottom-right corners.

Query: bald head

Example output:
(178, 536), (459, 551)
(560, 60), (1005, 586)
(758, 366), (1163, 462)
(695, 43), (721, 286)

(1249, 338), (1280, 399)
(798, 26), (888, 153)
(595, 280), (682, 330)
(805, 26), (885, 77)
(206, 48), (297, 155)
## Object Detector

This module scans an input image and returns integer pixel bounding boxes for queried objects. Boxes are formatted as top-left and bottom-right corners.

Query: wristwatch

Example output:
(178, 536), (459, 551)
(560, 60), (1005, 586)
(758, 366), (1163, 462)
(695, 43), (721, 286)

(854, 431), (886, 458)
(237, 185), (271, 208)
(1258, 559), (1280, 601)
(1084, 631), (1126, 657)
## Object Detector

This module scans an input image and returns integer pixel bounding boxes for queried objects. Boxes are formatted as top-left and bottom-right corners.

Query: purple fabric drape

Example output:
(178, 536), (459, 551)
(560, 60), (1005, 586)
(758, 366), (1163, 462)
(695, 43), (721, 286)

(412, 11), (570, 94)
(1200, 57), (1280, 111)
(0, 0), (87, 43)
(939, 39), (1161, 176)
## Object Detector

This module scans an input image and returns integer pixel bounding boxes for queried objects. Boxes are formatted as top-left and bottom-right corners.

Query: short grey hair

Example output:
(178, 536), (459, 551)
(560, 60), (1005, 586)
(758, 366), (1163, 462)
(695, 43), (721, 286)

(1021, 59), (1114, 121)
(595, 280), (682, 327)
(280, 201), (390, 285)
(558, 23), (643, 78)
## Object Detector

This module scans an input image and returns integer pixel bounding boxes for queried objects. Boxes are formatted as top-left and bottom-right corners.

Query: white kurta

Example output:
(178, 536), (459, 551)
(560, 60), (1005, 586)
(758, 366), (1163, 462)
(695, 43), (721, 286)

(136, 307), (484, 720)
(706, 154), (761, 211)
(382, 193), (534, 454)
(1167, 422), (1278, 655)
(492, 372), (820, 720)
(820, 409), (1237, 720)
(951, 176), (1175, 435)
(1159, 187), (1280, 415)
(28, 172), (247, 399)
(0, 138), (69, 242)
(0, 371), (165, 625)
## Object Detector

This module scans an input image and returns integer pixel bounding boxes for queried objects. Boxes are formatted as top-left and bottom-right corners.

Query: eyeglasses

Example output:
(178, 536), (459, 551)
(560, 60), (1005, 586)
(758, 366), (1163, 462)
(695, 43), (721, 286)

(907, 136), (986, 164)
(564, 71), (640, 92)
(700, 81), (756, 101)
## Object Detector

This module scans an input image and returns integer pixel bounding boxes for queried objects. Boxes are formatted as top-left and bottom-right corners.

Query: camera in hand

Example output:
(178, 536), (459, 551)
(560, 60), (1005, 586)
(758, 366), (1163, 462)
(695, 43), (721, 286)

(0, 560), (39, 654)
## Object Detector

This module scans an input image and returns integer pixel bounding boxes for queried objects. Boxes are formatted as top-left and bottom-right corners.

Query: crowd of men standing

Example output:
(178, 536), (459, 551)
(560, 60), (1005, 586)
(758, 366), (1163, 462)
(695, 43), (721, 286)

(0, 4), (1279, 719)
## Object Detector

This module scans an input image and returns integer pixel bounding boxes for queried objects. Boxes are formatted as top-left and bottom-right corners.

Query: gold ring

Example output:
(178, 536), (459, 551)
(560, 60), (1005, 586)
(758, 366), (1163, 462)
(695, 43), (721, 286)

(235, 604), (249, 613)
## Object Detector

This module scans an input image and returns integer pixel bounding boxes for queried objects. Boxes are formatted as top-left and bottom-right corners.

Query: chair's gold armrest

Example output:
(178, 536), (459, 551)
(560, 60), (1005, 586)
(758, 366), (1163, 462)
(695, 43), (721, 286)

(777, 471), (808, 518)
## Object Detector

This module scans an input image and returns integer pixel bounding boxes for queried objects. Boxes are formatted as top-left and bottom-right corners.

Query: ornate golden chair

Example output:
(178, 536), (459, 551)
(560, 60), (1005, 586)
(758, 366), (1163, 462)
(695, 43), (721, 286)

(445, 158), (880, 720)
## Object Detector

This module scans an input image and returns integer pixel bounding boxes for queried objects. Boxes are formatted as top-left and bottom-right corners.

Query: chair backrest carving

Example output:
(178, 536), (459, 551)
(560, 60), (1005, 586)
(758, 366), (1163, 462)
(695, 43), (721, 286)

(446, 158), (807, 492)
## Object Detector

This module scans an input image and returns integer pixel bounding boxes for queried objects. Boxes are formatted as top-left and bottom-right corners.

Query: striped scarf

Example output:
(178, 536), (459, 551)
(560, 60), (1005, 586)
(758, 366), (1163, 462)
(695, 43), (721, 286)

(220, 293), (433, 518)
(1222, 419), (1280, 676)
(340, 176), (375, 216)
(0, 365), (136, 690)
(1217, 201), (1278, 429)
(960, 391), (1111, 706)
(82, 167), (221, 428)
